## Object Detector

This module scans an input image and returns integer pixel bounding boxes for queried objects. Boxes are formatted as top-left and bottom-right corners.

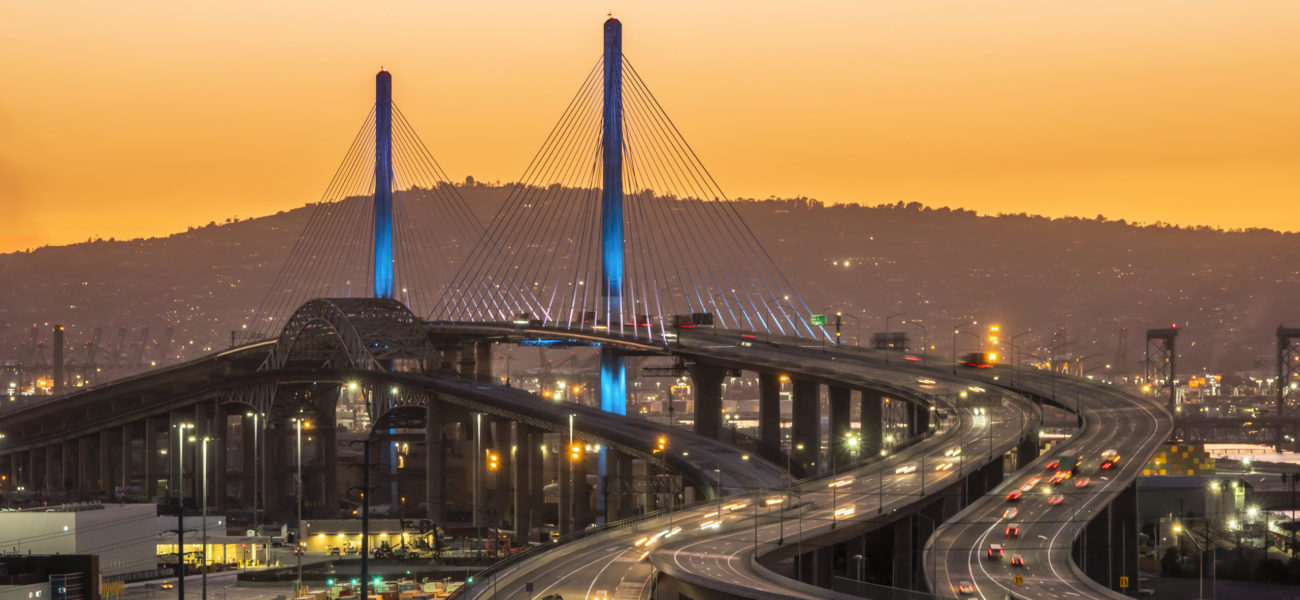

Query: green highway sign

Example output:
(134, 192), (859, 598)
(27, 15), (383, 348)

(811, 314), (827, 326)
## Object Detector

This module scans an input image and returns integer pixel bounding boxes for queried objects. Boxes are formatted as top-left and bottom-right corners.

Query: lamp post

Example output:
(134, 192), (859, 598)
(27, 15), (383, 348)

(174, 422), (193, 600)
(200, 436), (210, 600)
(951, 321), (976, 374)
(1008, 329), (1032, 386)
(294, 417), (307, 594)
(568, 413), (575, 535)
(884, 312), (906, 364)
(838, 311), (862, 347)
(906, 321), (927, 366)
(474, 413), (482, 556)
(779, 442), (803, 546)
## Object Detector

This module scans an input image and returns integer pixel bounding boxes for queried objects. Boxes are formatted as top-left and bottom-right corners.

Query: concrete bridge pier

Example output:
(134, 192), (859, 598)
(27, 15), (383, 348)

(791, 379), (820, 475)
(689, 363), (726, 440)
(1075, 479), (1139, 592)
(43, 445), (57, 497)
(144, 416), (162, 500)
(239, 413), (256, 511)
(97, 430), (113, 497)
(829, 386), (852, 465)
(1017, 429), (1040, 469)
(557, 433), (573, 536)
(457, 341), (478, 380)
(475, 340), (493, 382)
(511, 423), (535, 545)
(61, 439), (76, 498)
(425, 398), (445, 523)
(757, 372), (782, 463)
(860, 389), (883, 458)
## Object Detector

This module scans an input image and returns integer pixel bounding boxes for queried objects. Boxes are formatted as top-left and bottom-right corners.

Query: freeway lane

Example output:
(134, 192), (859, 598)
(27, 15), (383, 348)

(928, 370), (1172, 600)
(652, 393), (1033, 599)
(460, 330), (1040, 600)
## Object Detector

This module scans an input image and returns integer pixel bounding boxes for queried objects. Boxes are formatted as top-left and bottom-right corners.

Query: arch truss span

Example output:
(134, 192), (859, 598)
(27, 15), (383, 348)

(263, 297), (434, 372)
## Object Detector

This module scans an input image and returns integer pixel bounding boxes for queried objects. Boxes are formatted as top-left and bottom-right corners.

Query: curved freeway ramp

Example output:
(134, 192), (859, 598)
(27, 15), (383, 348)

(928, 370), (1172, 600)
(457, 338), (1041, 600)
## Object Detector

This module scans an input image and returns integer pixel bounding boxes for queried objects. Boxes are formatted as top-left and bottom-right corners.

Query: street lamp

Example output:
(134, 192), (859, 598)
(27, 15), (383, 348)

(884, 312), (906, 364)
(951, 321), (976, 374)
(199, 436), (211, 600)
(905, 321), (927, 366)
(173, 423), (193, 600)
(293, 417), (311, 594)
(244, 411), (263, 537)
(1008, 329), (1033, 386)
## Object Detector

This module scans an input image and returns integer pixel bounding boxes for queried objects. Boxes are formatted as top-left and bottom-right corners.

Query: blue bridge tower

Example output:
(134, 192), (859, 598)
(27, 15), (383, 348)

(599, 18), (628, 418)
(373, 68), (395, 300)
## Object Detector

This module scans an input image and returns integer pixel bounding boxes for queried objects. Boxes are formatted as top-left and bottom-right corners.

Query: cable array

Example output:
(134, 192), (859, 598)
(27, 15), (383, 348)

(433, 55), (819, 341)
(243, 105), (482, 340)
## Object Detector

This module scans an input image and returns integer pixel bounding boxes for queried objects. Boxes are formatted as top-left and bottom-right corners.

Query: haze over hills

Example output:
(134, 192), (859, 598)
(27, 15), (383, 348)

(2, 181), (1297, 380)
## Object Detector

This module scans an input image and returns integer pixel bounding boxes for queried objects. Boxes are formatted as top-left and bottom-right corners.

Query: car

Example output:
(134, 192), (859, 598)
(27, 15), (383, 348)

(160, 582), (175, 591)
(1006, 490), (1022, 502)
(1048, 494), (1065, 505)
(935, 462), (954, 471)
(1020, 476), (1041, 492)
(1010, 554), (1025, 567)
(987, 544), (1004, 560)
(1002, 507), (1018, 519)
(592, 590), (610, 600)
(958, 581), (975, 593)
(1005, 523), (1020, 537)
(1101, 459), (1118, 470)
(328, 546), (341, 555)
(1074, 477), (1091, 488)
(945, 447), (962, 457)
(895, 464), (917, 474)
(1046, 460), (1060, 470)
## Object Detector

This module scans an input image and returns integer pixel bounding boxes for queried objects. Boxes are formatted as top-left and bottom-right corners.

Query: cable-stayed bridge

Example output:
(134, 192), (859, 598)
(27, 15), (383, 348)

(0, 18), (1169, 600)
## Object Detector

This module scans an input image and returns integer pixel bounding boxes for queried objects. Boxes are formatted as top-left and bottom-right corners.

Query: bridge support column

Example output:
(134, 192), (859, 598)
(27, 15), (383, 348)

(689, 363), (725, 440)
(813, 545), (834, 588)
(145, 417), (160, 500)
(860, 389), (883, 458)
(603, 449), (634, 523)
(44, 445), (58, 497)
(1077, 479), (1138, 592)
(891, 515), (915, 589)
(458, 341), (477, 380)
(425, 399), (444, 523)
(791, 380), (820, 475)
(475, 340), (493, 382)
(214, 401), (229, 514)
(527, 429), (546, 542)
(240, 414), (255, 510)
(908, 402), (931, 438)
(557, 436), (572, 536)
(512, 424), (533, 546)
(573, 451), (591, 530)
(99, 430), (112, 496)
(1017, 430), (1039, 469)
(78, 437), (93, 499)
(121, 423), (134, 490)
(829, 386), (852, 464)
(757, 372), (781, 462)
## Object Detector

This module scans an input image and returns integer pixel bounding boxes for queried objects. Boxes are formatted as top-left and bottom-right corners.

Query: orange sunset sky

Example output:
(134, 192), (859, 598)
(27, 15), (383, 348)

(2, 1), (1299, 253)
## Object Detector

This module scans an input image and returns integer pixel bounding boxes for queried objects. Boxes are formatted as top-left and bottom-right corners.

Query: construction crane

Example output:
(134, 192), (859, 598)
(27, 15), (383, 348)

(127, 326), (149, 369)
(157, 326), (173, 365)
(107, 325), (129, 369)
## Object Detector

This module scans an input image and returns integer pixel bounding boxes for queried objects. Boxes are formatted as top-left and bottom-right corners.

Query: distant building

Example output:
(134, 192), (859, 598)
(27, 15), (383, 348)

(0, 555), (99, 600)
(0, 504), (154, 582)
(1143, 443), (1216, 476)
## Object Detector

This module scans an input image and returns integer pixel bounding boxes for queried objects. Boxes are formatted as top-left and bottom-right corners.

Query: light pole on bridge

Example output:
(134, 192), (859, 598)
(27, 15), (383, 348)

(884, 312), (906, 364)
(951, 320), (976, 374)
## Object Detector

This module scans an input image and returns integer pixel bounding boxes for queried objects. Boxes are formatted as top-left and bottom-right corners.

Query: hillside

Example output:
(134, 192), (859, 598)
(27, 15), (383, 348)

(2, 182), (1297, 378)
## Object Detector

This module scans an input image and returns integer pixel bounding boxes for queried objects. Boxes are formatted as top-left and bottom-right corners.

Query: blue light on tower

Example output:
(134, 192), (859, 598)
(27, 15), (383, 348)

(599, 18), (627, 417)
(373, 69), (395, 300)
